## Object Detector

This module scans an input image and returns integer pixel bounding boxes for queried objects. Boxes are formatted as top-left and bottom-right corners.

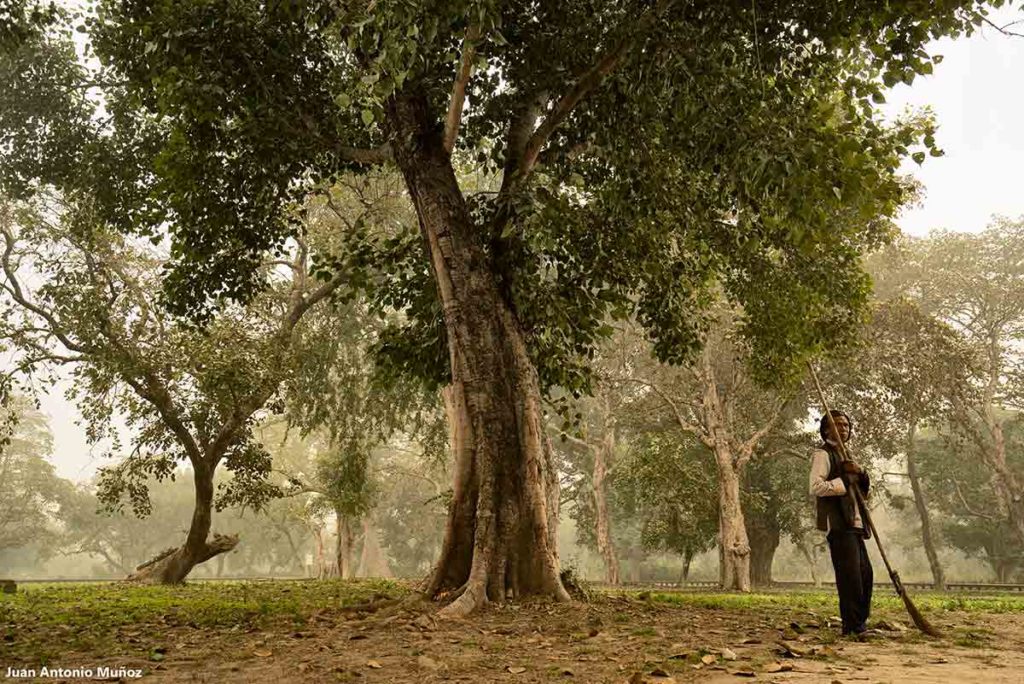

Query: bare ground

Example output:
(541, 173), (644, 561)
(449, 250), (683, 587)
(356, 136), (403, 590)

(122, 596), (1024, 683)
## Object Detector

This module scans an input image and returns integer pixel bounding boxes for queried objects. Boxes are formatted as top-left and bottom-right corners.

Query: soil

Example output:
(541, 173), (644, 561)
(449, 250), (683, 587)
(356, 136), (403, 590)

(60, 594), (1024, 684)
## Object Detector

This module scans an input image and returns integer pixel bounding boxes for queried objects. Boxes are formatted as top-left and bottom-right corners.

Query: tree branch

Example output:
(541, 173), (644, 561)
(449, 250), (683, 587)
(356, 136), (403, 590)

(443, 25), (482, 153)
(738, 396), (790, 462)
(982, 16), (1024, 38)
(0, 226), (89, 355)
(625, 377), (710, 446)
(952, 477), (998, 521)
(514, 0), (674, 180)
(335, 144), (393, 165)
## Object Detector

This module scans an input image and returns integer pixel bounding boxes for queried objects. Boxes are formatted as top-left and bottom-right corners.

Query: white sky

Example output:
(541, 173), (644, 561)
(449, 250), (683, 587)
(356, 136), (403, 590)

(882, 6), (1024, 235)
(20, 7), (1024, 482)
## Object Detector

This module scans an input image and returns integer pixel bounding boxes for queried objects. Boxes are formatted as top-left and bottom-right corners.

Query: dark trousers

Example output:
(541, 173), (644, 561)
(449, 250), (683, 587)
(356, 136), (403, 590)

(827, 530), (873, 634)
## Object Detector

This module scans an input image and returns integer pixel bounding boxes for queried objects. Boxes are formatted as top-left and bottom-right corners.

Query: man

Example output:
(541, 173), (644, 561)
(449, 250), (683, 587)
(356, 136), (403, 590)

(809, 409), (873, 637)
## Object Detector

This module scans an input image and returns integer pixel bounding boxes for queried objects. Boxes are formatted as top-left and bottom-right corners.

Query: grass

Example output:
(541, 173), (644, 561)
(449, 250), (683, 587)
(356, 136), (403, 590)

(0, 579), (407, 666)
(4, 580), (1023, 669)
(643, 589), (1024, 614)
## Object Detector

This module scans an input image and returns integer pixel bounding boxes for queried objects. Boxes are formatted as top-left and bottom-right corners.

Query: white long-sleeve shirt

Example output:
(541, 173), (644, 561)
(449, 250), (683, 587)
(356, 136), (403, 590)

(809, 448), (863, 531)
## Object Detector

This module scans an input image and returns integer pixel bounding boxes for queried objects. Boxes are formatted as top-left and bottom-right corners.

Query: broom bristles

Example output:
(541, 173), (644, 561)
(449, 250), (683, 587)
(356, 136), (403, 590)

(901, 591), (941, 637)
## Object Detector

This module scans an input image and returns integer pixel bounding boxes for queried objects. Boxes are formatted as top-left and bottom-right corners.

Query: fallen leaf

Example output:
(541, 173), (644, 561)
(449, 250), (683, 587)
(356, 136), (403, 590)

(720, 647), (738, 661)
(349, 634), (368, 641)
(560, 667), (575, 676)
(741, 637), (761, 644)
(701, 654), (717, 665)
(730, 669), (756, 678)
(649, 668), (670, 677)
(418, 655), (442, 671)
(667, 652), (689, 660)
(507, 666), (527, 674)
(253, 650), (272, 658)
(366, 660), (383, 669)
(764, 662), (794, 673)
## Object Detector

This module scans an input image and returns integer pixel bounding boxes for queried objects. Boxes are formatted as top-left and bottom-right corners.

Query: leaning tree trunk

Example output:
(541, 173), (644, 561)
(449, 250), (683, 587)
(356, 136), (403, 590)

(905, 426), (945, 589)
(677, 549), (694, 585)
(715, 453), (751, 591)
(592, 422), (621, 585)
(126, 461), (238, 584)
(390, 92), (569, 616)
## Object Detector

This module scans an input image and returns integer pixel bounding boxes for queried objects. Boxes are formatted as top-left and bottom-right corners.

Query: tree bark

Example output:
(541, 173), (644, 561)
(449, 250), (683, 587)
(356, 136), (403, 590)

(983, 414), (1024, 547)
(905, 426), (945, 589)
(715, 452), (751, 591)
(389, 91), (569, 616)
(334, 511), (355, 579)
(125, 461), (238, 584)
(677, 549), (694, 584)
(747, 519), (779, 588)
(310, 523), (332, 579)
(592, 404), (621, 585)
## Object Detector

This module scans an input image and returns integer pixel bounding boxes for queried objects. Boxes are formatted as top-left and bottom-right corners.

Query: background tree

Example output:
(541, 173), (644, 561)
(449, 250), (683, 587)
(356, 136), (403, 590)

(914, 427), (1024, 582)
(873, 222), (1024, 548)
(0, 194), (355, 583)
(0, 397), (74, 565)
(743, 440), (816, 588)
(2, 0), (997, 613)
(614, 431), (719, 584)
(633, 310), (803, 591)
(824, 297), (979, 589)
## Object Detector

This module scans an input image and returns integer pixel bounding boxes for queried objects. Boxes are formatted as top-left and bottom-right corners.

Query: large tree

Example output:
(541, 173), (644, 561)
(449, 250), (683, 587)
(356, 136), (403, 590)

(633, 310), (805, 591)
(2, 0), (998, 612)
(824, 297), (978, 588)
(873, 222), (1024, 548)
(0, 194), (356, 583)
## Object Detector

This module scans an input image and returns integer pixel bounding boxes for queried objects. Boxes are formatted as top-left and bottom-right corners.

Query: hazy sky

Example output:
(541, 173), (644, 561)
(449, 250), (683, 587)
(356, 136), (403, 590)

(22, 7), (1024, 481)
(881, 6), (1024, 235)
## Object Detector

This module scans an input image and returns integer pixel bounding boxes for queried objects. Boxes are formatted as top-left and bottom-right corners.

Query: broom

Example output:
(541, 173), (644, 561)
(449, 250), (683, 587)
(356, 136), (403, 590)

(806, 361), (941, 638)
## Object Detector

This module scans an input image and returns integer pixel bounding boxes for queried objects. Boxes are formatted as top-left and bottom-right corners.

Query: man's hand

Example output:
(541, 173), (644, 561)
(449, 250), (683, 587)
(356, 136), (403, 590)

(841, 461), (863, 476)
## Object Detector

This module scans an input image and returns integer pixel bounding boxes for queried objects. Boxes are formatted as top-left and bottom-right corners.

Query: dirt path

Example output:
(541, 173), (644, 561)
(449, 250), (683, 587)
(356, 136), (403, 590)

(132, 596), (1024, 683)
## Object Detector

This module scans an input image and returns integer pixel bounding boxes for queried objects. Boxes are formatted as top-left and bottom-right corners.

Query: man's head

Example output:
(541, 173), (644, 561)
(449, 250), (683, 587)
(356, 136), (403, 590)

(819, 410), (852, 445)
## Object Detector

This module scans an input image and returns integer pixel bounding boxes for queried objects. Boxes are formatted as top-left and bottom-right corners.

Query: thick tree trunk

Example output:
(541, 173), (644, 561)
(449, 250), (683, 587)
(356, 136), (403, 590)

(390, 92), (569, 616)
(592, 417), (620, 585)
(334, 511), (355, 580)
(715, 454), (751, 591)
(311, 524), (332, 579)
(747, 520), (780, 588)
(983, 415), (1024, 547)
(905, 426), (945, 589)
(126, 462), (238, 584)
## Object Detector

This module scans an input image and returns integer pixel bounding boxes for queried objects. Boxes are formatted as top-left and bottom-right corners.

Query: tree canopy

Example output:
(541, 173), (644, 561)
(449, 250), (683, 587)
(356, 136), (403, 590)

(1, 0), (995, 388)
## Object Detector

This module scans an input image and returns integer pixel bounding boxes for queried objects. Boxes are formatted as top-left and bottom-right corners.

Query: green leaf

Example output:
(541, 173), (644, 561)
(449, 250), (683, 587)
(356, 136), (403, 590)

(361, 109), (374, 126)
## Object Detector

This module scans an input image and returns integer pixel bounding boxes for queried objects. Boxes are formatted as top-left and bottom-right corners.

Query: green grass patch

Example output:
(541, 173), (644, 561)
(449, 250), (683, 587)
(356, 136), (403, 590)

(642, 590), (1024, 614)
(0, 579), (407, 666)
